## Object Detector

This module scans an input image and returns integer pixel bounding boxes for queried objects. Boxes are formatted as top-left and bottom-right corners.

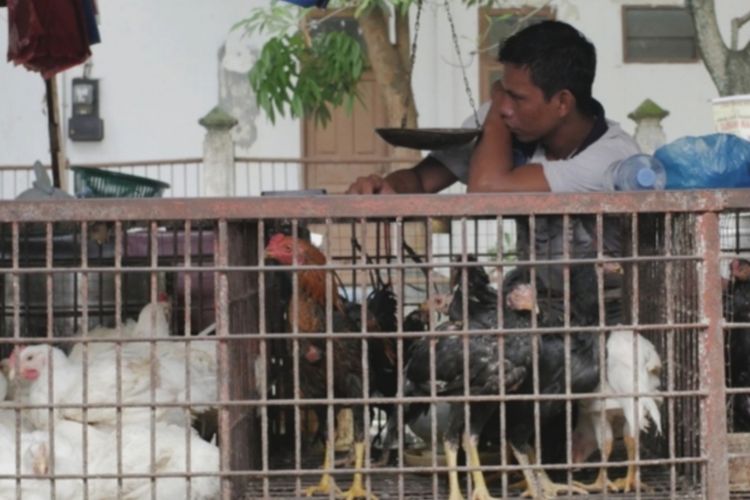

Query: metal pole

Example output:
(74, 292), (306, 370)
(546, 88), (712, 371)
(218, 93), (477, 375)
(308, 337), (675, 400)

(698, 211), (729, 499)
(44, 75), (67, 190)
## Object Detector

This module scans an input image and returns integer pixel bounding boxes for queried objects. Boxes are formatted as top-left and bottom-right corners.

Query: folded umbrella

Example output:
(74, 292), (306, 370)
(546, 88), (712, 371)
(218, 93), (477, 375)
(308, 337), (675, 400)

(7, 0), (93, 78)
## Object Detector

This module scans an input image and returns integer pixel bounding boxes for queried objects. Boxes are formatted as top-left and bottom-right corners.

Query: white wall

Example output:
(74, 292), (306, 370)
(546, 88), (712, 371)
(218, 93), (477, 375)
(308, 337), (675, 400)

(411, 0), (750, 142)
(0, 0), (747, 171)
(0, 0), (299, 168)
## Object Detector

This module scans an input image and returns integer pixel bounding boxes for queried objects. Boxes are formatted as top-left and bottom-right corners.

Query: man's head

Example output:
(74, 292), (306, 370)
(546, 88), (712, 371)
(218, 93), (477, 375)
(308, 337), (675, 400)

(496, 21), (597, 143)
(500, 20), (596, 113)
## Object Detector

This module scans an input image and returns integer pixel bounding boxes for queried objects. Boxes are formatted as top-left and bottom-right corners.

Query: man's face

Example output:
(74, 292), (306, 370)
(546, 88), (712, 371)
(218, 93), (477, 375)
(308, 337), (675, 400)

(497, 63), (562, 143)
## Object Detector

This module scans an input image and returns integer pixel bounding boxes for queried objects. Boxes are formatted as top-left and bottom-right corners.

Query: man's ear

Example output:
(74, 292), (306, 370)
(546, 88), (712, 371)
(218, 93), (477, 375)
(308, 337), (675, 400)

(555, 89), (576, 117)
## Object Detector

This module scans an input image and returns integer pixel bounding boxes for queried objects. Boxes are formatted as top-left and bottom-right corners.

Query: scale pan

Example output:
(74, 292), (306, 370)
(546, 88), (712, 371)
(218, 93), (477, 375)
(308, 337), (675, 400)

(376, 127), (481, 150)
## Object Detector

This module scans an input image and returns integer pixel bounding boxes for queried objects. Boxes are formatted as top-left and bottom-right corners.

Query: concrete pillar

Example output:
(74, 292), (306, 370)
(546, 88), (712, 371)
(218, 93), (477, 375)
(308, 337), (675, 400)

(199, 106), (238, 197)
(628, 99), (669, 155)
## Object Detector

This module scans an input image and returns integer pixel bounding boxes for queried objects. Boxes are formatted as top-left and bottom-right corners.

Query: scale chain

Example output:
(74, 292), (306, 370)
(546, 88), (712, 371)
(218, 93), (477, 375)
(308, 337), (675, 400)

(401, 0), (424, 129)
(443, 0), (480, 128)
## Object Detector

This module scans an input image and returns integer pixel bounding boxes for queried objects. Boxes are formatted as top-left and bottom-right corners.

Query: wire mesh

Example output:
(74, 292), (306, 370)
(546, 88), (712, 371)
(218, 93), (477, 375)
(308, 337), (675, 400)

(0, 191), (738, 499)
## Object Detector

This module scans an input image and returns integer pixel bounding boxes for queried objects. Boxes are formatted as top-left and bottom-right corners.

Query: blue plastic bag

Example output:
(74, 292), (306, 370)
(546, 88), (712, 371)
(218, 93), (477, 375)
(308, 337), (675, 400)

(280, 0), (329, 7)
(654, 133), (750, 189)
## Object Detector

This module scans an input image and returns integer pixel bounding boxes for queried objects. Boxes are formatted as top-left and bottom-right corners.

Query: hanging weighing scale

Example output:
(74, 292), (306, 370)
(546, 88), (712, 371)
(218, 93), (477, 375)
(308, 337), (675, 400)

(376, 0), (482, 150)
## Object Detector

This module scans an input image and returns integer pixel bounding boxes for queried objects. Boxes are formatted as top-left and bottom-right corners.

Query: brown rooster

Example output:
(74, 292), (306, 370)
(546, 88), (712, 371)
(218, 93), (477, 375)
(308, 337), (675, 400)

(265, 233), (376, 500)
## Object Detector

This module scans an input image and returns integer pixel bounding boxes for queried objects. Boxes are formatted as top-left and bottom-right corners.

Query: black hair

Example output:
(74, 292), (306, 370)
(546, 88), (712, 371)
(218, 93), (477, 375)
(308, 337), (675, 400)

(499, 20), (597, 115)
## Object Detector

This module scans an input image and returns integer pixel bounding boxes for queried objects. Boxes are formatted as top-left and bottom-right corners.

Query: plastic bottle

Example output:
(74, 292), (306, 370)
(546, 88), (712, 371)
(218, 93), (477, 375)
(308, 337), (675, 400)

(609, 154), (667, 191)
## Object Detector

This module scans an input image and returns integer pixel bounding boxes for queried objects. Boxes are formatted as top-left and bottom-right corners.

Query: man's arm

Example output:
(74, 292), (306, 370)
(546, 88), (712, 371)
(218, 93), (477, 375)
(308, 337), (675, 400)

(346, 156), (458, 194)
(467, 85), (550, 193)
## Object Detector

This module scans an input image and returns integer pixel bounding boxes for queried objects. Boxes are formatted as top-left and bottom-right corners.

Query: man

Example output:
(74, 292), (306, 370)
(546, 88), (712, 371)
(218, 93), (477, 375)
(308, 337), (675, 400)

(347, 20), (638, 298)
(347, 20), (638, 195)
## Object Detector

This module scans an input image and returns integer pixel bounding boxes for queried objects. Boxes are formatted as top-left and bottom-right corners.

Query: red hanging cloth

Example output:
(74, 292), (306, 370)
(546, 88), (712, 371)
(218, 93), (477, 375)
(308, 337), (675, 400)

(7, 0), (91, 78)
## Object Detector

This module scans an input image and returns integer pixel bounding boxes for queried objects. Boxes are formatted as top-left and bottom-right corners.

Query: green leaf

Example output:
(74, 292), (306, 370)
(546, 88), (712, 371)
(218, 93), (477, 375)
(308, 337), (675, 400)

(249, 26), (365, 127)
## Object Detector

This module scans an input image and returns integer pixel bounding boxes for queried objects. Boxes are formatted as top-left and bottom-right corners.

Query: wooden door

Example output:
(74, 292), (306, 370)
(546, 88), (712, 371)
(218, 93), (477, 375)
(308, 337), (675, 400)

(303, 71), (391, 193)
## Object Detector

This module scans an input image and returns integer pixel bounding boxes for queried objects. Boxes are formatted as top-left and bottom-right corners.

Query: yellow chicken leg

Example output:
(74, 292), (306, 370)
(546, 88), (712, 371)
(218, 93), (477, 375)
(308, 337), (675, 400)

(580, 439), (617, 492)
(511, 446), (542, 499)
(445, 440), (464, 500)
(463, 433), (500, 500)
(611, 435), (647, 492)
(536, 468), (589, 497)
(514, 447), (588, 498)
(305, 442), (342, 497)
(340, 441), (378, 500)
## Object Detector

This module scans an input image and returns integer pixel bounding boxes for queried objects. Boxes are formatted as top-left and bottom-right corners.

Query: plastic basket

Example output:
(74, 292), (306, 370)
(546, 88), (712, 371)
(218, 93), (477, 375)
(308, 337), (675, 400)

(72, 167), (170, 198)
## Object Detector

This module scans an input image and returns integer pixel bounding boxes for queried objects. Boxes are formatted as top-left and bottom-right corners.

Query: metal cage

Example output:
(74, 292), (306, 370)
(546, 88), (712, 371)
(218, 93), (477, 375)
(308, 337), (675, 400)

(0, 191), (741, 499)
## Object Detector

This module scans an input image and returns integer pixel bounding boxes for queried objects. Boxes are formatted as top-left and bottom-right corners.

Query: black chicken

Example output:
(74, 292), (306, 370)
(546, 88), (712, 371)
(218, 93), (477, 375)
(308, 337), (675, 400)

(403, 261), (602, 499)
(265, 233), (376, 499)
(725, 258), (750, 431)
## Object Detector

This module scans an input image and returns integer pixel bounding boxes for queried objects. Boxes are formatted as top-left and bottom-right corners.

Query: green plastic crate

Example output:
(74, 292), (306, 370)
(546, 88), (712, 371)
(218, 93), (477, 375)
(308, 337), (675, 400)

(72, 167), (170, 198)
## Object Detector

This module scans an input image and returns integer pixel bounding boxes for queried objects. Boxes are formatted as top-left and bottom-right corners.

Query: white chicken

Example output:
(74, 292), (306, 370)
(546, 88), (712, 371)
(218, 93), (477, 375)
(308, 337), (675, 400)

(68, 296), (217, 415)
(10, 344), (173, 428)
(0, 419), (219, 500)
(68, 293), (172, 363)
(574, 329), (663, 492)
(0, 425), (82, 500)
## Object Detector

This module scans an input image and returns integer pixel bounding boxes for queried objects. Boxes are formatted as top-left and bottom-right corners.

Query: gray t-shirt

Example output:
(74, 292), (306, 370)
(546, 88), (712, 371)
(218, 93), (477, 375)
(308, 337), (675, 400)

(430, 102), (639, 191)
(429, 101), (640, 292)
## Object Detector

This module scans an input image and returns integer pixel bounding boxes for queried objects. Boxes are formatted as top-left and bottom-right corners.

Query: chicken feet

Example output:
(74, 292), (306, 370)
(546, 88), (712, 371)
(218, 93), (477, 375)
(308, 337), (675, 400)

(463, 433), (500, 500)
(512, 446), (588, 499)
(610, 436), (648, 493)
(444, 441), (464, 500)
(339, 442), (378, 500)
(580, 439), (617, 493)
(534, 470), (589, 498)
(305, 442), (343, 497)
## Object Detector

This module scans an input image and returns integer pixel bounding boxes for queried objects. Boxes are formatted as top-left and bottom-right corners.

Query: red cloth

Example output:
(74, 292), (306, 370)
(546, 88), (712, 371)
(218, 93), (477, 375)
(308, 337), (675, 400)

(7, 0), (91, 78)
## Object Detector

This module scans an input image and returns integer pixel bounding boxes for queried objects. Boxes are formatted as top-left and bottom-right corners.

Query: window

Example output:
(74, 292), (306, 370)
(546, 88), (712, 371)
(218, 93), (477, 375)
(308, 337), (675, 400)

(478, 8), (554, 102)
(623, 6), (698, 63)
(306, 9), (370, 66)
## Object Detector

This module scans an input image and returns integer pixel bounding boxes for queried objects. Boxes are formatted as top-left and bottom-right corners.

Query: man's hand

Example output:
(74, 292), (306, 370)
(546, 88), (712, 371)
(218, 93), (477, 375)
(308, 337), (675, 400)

(345, 174), (397, 194)
(489, 80), (507, 119)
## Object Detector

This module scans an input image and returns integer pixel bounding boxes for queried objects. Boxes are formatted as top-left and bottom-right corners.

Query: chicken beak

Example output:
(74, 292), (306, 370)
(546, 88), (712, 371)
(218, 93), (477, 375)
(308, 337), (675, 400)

(1, 359), (13, 381)
(603, 262), (624, 275)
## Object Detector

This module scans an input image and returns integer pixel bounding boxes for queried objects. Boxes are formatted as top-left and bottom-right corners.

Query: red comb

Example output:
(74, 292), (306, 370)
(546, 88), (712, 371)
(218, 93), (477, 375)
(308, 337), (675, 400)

(268, 233), (287, 244)
(158, 291), (169, 302)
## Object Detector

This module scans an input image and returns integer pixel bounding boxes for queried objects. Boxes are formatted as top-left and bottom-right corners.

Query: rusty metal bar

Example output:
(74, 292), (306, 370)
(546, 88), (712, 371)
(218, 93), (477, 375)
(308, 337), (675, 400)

(0, 252), (706, 276)
(290, 218), (302, 497)
(0, 191), (729, 223)
(394, 216), (406, 499)
(0, 321), (708, 346)
(148, 220), (159, 500)
(494, 215), (510, 497)
(561, 213), (574, 490)
(0, 386), (699, 410)
(359, 217), (374, 498)
(44, 221), (58, 500)
(458, 217), (472, 498)
(215, 219), (232, 500)
(664, 212), (679, 497)
(698, 211), (729, 500)
(257, 220), (270, 499)
(425, 215), (439, 499)
(183, 220), (194, 500)
(113, 220), (125, 497)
